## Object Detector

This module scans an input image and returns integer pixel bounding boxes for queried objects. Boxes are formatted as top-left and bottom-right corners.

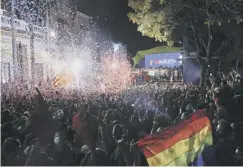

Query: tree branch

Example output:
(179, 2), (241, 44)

(198, 34), (207, 52)
(190, 20), (202, 59)
(206, 22), (212, 61)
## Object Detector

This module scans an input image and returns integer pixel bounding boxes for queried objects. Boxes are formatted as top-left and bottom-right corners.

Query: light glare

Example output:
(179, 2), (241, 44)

(50, 31), (56, 38)
(72, 61), (81, 72)
(112, 63), (117, 68)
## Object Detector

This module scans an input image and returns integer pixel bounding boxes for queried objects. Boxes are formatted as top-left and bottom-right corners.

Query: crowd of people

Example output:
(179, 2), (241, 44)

(1, 70), (243, 166)
(132, 67), (183, 84)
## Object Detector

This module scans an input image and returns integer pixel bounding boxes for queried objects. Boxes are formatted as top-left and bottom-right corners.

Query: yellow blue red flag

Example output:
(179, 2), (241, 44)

(53, 70), (74, 88)
(137, 110), (213, 166)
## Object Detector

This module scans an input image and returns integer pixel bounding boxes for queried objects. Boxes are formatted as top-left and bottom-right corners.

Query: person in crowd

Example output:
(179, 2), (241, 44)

(1, 70), (243, 166)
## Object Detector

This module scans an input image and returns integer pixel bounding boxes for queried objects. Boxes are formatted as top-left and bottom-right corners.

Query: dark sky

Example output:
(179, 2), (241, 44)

(77, 0), (161, 56)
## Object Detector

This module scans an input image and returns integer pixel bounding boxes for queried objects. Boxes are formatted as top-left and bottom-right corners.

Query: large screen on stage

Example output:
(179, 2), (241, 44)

(145, 52), (182, 68)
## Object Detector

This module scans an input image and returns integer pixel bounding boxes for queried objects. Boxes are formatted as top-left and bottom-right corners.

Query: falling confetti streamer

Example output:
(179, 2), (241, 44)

(1, 0), (133, 97)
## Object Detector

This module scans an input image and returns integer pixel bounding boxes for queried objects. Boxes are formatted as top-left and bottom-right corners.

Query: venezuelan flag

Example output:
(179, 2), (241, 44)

(137, 110), (213, 166)
(53, 70), (74, 88)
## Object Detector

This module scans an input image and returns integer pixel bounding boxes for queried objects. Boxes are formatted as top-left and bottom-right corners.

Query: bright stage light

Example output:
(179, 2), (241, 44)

(71, 61), (82, 72)
(179, 55), (183, 59)
(113, 43), (120, 52)
(111, 63), (117, 68)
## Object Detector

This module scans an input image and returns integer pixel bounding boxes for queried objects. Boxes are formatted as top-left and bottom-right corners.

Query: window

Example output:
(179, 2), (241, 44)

(17, 43), (28, 82)
(57, 18), (65, 24)
(1, 62), (10, 83)
(80, 24), (87, 30)
(57, 18), (68, 30)
(34, 63), (43, 83)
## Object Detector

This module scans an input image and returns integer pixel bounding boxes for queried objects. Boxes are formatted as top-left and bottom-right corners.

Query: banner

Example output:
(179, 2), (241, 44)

(145, 52), (182, 68)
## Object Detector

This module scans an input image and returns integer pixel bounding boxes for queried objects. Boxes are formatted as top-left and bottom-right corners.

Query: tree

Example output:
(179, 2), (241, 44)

(128, 0), (243, 86)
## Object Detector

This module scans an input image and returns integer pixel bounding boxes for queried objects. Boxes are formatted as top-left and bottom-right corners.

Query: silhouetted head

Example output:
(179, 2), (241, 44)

(216, 119), (231, 139)
(113, 124), (123, 140)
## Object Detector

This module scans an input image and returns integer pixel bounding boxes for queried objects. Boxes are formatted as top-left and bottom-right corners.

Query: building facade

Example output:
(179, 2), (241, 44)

(1, 0), (94, 85)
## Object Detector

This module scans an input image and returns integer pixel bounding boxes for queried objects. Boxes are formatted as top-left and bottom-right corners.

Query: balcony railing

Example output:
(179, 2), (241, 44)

(0, 14), (46, 36)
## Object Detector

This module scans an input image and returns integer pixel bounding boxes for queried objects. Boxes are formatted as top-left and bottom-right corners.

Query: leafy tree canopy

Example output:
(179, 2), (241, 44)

(128, 0), (243, 46)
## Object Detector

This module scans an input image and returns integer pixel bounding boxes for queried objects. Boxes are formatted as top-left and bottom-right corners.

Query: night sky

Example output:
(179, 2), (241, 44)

(78, 0), (161, 56)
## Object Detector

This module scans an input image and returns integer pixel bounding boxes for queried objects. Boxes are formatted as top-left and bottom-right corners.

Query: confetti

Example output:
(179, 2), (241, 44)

(2, 0), (132, 97)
